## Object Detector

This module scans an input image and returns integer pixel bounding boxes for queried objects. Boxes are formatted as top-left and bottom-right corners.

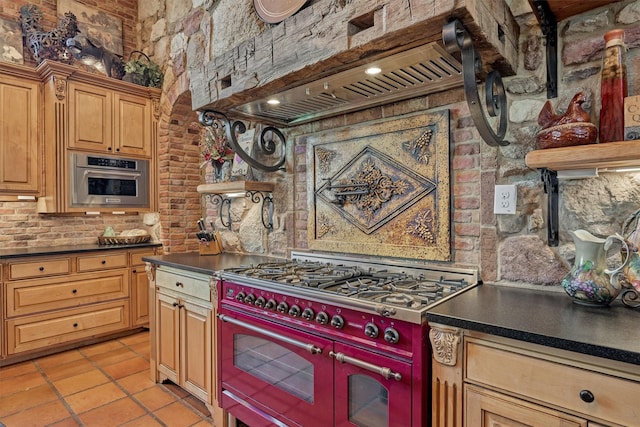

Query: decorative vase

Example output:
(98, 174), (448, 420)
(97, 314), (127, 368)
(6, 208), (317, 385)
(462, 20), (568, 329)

(561, 229), (629, 306)
(599, 29), (628, 143)
(212, 160), (232, 182)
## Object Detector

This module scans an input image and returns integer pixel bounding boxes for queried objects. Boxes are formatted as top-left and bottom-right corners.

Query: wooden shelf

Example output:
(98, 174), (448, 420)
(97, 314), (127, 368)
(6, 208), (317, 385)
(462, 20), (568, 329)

(525, 140), (640, 171)
(528, 1), (619, 23)
(197, 181), (274, 195)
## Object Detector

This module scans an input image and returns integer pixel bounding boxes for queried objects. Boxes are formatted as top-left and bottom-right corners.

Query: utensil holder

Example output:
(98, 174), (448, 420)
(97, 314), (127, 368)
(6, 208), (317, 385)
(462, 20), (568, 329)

(199, 231), (223, 256)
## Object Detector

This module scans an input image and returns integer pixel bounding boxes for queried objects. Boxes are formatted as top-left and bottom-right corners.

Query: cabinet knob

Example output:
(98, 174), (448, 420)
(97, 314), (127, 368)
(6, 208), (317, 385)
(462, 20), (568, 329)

(39, 266), (45, 271)
(72, 289), (77, 294)
(101, 260), (106, 264)
(579, 390), (595, 403)
(175, 282), (184, 287)
(116, 148), (120, 152)
(73, 323), (78, 328)
(132, 269), (137, 273)
(172, 302), (179, 307)
(107, 147), (112, 151)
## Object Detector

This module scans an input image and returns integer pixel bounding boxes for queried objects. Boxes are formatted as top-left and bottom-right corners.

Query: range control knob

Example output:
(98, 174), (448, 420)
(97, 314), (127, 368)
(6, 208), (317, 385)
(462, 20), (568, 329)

(288, 305), (301, 317)
(364, 322), (379, 338)
(330, 315), (345, 329)
(265, 299), (277, 310)
(315, 312), (329, 325)
(384, 327), (400, 344)
(277, 301), (289, 314)
(235, 291), (246, 302)
(244, 294), (256, 305)
(302, 308), (315, 320)
(255, 296), (266, 308)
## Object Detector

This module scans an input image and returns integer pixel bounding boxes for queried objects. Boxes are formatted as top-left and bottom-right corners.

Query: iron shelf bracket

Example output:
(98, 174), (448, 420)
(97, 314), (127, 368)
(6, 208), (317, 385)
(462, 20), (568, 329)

(531, 0), (558, 99)
(203, 191), (273, 230)
(198, 110), (286, 173)
(540, 168), (559, 246)
(442, 20), (509, 147)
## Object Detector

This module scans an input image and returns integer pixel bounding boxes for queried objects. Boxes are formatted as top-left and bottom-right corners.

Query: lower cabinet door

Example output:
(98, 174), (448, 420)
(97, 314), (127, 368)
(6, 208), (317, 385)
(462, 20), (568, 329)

(156, 292), (180, 384)
(465, 385), (588, 427)
(6, 300), (129, 354)
(180, 299), (211, 403)
(131, 267), (150, 326)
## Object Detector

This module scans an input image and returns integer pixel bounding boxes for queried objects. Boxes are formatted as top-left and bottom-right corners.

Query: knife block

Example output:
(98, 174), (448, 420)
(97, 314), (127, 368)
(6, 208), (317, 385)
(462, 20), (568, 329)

(199, 231), (223, 256)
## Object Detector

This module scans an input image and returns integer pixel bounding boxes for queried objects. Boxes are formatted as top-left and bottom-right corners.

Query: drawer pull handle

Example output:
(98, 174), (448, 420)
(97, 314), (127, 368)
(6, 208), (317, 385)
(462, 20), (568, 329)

(175, 282), (184, 287)
(39, 266), (45, 271)
(73, 323), (78, 328)
(101, 260), (106, 264)
(72, 289), (77, 294)
(579, 390), (595, 403)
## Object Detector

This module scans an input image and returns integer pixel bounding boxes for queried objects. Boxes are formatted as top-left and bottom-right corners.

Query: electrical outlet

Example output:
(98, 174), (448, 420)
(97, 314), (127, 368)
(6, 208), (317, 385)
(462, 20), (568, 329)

(494, 185), (517, 214)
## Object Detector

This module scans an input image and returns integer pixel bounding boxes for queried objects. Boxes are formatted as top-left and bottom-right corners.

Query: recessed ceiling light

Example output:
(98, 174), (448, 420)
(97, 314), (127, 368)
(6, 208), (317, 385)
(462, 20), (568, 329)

(267, 99), (281, 105)
(365, 66), (382, 75)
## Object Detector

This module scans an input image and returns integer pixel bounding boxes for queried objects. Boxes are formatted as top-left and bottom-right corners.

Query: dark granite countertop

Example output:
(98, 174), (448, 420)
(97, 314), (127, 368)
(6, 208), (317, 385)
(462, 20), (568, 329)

(426, 284), (640, 365)
(142, 252), (286, 276)
(0, 242), (162, 259)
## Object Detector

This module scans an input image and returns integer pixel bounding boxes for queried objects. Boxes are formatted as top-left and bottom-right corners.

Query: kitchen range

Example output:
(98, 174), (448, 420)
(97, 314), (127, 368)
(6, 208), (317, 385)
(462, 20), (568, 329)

(216, 251), (479, 427)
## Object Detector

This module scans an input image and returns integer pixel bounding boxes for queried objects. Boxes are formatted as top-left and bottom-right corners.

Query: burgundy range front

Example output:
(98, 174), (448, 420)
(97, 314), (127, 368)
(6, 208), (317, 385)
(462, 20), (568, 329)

(216, 253), (478, 427)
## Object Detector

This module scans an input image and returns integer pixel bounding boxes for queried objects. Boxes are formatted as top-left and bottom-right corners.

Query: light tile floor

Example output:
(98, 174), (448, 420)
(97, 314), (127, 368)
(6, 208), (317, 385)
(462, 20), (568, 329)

(0, 331), (214, 426)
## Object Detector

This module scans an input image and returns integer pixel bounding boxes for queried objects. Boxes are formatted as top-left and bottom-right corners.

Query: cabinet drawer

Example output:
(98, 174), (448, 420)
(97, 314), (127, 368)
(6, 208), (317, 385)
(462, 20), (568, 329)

(131, 250), (155, 266)
(6, 300), (129, 354)
(465, 339), (640, 426)
(9, 258), (71, 280)
(156, 268), (211, 302)
(77, 253), (128, 272)
(6, 269), (129, 317)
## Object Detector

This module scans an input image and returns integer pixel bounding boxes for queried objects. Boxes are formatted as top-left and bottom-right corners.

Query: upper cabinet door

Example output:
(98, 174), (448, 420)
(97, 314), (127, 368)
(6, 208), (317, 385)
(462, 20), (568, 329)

(0, 75), (40, 194)
(68, 82), (113, 153)
(114, 93), (152, 157)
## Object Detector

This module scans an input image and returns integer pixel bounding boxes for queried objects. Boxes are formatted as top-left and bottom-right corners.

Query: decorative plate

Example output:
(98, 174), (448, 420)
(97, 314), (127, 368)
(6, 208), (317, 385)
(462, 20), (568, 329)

(254, 0), (307, 24)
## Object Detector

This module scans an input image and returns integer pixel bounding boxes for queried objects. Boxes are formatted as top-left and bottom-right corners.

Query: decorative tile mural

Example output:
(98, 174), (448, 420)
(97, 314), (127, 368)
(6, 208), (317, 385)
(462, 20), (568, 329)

(58, 0), (123, 55)
(0, 17), (24, 64)
(305, 111), (451, 261)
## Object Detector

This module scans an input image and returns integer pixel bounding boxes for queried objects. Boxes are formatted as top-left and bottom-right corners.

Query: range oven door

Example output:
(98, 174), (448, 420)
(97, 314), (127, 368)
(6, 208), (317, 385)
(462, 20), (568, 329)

(218, 309), (334, 427)
(332, 342), (413, 427)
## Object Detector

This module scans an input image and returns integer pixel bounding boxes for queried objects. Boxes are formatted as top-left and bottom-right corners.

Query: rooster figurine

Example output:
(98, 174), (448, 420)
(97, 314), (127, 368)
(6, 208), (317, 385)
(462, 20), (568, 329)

(19, 4), (79, 64)
(536, 91), (598, 149)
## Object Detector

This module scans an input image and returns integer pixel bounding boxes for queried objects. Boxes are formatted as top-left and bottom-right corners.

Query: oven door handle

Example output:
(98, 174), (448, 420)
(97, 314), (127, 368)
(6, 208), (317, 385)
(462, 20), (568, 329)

(218, 314), (323, 355)
(329, 351), (402, 381)
(83, 169), (142, 178)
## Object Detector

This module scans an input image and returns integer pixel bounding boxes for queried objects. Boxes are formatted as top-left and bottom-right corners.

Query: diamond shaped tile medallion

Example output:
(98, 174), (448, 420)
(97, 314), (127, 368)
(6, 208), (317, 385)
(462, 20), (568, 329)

(304, 110), (451, 261)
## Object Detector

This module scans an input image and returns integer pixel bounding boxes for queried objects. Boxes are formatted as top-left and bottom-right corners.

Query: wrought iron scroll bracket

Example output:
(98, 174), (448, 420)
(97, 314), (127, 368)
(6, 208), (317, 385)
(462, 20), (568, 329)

(442, 20), (509, 147)
(198, 110), (286, 173)
(203, 191), (273, 230)
(531, 0), (558, 99)
(540, 168), (559, 246)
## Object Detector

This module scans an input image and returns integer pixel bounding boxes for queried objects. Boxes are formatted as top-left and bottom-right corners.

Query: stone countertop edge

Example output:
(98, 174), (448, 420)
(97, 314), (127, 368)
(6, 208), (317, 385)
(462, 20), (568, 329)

(0, 242), (163, 259)
(426, 283), (640, 366)
(142, 252), (286, 276)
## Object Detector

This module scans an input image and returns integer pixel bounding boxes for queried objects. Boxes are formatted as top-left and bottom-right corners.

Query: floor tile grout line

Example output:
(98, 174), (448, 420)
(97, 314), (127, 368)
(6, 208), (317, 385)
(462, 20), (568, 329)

(34, 354), (86, 426)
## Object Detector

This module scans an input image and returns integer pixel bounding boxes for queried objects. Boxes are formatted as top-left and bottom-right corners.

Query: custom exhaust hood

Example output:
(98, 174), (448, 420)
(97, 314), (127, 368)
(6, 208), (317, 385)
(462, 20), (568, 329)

(229, 43), (463, 127)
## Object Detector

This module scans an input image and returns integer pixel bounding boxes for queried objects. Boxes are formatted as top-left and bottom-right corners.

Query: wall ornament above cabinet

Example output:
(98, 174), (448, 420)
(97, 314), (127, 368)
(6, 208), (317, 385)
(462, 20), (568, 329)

(198, 110), (286, 173)
(442, 20), (509, 147)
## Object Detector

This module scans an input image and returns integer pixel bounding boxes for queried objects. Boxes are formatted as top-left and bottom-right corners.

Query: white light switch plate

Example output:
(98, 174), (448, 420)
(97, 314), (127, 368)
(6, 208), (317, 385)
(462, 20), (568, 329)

(494, 185), (517, 214)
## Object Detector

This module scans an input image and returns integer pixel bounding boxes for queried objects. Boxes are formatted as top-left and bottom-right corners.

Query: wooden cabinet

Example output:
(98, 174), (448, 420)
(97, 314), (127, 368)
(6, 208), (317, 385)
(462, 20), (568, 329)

(37, 60), (159, 214)
(149, 265), (226, 425)
(154, 267), (212, 403)
(429, 325), (640, 427)
(68, 82), (152, 157)
(1, 246), (158, 366)
(130, 248), (155, 326)
(0, 63), (41, 197)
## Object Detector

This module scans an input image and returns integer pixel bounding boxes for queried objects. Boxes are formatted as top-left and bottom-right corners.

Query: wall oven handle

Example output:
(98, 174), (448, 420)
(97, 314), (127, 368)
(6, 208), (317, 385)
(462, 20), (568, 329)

(329, 351), (402, 381)
(83, 170), (142, 178)
(218, 314), (323, 355)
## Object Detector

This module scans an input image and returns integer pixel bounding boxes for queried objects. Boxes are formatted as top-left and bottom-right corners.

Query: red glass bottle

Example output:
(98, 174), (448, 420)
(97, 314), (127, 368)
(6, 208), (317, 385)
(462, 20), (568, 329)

(599, 29), (628, 143)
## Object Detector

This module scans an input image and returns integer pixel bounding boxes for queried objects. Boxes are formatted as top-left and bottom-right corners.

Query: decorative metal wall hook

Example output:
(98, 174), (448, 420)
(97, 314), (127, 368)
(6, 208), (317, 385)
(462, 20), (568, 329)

(325, 178), (371, 206)
(442, 20), (509, 147)
(247, 190), (274, 229)
(198, 110), (286, 172)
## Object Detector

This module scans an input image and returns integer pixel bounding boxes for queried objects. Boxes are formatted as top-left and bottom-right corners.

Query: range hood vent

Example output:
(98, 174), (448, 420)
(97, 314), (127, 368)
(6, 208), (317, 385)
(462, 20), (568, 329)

(231, 43), (463, 126)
